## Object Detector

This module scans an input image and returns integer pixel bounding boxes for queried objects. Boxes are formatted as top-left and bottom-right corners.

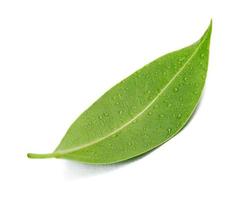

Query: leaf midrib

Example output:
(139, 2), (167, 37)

(55, 36), (207, 156)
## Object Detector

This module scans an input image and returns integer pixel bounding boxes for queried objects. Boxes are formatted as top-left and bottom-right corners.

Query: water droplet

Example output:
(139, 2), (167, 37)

(144, 143), (149, 147)
(154, 104), (159, 109)
(119, 110), (123, 114)
(91, 152), (97, 156)
(103, 112), (109, 117)
(147, 90), (151, 94)
(168, 103), (172, 107)
(148, 96), (153, 100)
(167, 128), (172, 133)
(129, 111), (134, 116)
(184, 77), (188, 81)
(178, 57), (184, 64)
(159, 114), (165, 118)
(145, 74), (150, 79)
(148, 112), (152, 116)
(177, 113), (182, 119)
(200, 53), (205, 58)
(116, 102), (119, 105)
(98, 115), (103, 120)
(174, 87), (179, 92)
(144, 134), (150, 139)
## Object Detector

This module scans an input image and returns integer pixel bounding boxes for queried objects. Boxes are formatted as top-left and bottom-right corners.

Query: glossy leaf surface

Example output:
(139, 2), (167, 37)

(28, 22), (212, 164)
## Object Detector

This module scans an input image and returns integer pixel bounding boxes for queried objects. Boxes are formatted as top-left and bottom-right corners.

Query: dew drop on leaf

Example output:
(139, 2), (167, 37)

(103, 112), (109, 117)
(154, 104), (159, 109)
(174, 87), (179, 92)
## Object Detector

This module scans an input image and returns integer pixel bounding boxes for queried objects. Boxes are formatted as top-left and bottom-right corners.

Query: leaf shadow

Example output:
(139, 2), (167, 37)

(63, 160), (118, 179)
(63, 88), (207, 179)
(63, 151), (151, 180)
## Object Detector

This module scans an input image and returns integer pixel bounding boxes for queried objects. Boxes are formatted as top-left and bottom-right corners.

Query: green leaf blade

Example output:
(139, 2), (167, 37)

(28, 21), (212, 164)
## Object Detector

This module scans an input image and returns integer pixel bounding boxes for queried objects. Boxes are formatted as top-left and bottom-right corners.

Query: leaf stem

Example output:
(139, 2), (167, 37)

(27, 153), (56, 159)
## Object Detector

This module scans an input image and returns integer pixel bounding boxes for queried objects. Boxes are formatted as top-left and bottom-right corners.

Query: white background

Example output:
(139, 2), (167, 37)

(0, 0), (245, 199)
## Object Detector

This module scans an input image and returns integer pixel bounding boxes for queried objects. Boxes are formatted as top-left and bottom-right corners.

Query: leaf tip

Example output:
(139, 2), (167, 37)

(199, 19), (212, 44)
(209, 18), (213, 31)
(205, 19), (212, 36)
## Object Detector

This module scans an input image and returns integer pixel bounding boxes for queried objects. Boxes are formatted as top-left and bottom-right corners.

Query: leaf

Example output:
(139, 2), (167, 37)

(28, 21), (212, 164)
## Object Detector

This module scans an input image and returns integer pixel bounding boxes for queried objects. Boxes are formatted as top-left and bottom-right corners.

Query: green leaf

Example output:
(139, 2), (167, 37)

(28, 21), (212, 164)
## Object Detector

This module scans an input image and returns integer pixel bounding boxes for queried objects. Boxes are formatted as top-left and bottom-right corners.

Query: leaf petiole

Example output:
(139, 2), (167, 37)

(27, 153), (56, 159)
